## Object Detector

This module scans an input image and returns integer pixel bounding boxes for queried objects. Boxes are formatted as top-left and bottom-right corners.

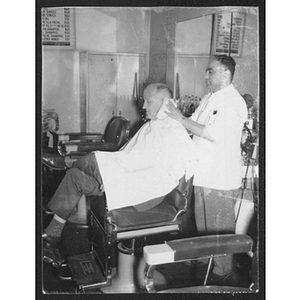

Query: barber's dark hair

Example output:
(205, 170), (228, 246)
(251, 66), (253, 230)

(155, 84), (173, 99)
(211, 55), (236, 80)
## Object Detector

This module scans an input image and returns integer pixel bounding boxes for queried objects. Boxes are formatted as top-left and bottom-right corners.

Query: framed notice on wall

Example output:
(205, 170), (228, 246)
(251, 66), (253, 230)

(211, 11), (245, 56)
(42, 7), (75, 49)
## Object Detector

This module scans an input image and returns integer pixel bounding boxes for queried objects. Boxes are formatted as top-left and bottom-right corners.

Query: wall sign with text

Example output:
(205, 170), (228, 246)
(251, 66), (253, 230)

(42, 7), (75, 49)
(212, 11), (245, 56)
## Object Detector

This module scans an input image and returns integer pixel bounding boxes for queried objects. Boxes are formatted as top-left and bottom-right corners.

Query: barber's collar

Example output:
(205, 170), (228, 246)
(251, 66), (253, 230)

(211, 83), (234, 98)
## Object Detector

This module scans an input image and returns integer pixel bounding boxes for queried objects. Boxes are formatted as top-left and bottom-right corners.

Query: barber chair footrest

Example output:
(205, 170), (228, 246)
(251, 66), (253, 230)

(67, 251), (108, 292)
(43, 243), (65, 267)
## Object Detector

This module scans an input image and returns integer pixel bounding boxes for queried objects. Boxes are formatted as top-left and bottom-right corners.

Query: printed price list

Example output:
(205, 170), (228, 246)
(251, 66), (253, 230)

(42, 8), (72, 46)
(215, 12), (244, 55)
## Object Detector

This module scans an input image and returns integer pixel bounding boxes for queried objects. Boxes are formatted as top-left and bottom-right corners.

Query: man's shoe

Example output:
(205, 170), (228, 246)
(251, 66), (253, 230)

(42, 232), (61, 247)
(43, 206), (54, 215)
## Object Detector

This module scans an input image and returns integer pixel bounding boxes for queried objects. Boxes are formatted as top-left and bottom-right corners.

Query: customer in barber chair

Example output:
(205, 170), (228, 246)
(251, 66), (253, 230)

(165, 55), (248, 286)
(43, 83), (196, 246)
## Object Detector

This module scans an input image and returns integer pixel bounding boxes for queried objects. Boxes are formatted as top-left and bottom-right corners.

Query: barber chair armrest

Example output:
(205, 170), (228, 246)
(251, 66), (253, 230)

(162, 176), (192, 210)
(143, 234), (254, 293)
(58, 133), (104, 143)
(59, 140), (121, 156)
(57, 132), (105, 156)
(144, 234), (253, 266)
(163, 186), (189, 211)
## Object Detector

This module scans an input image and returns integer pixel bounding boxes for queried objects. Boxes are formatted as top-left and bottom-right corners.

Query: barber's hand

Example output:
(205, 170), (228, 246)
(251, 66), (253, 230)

(165, 101), (183, 122)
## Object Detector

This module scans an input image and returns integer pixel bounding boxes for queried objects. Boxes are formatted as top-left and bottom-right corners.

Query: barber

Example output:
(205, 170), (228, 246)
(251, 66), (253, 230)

(166, 55), (248, 285)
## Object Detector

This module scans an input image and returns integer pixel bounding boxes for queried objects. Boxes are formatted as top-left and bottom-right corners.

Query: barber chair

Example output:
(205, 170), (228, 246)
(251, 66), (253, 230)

(42, 116), (130, 170)
(52, 176), (193, 293)
(42, 117), (132, 288)
(43, 173), (257, 294)
(42, 116), (130, 225)
(58, 116), (130, 158)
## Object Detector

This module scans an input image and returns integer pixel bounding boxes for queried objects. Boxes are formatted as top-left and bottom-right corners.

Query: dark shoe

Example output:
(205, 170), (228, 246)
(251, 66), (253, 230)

(43, 206), (54, 215)
(42, 232), (61, 247)
(207, 271), (240, 287)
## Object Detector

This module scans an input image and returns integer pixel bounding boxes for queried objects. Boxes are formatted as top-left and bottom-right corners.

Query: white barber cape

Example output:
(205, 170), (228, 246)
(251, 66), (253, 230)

(94, 100), (196, 210)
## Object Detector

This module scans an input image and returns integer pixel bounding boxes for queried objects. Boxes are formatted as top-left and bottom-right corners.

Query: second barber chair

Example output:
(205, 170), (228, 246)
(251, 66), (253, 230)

(42, 116), (131, 266)
(58, 116), (130, 160)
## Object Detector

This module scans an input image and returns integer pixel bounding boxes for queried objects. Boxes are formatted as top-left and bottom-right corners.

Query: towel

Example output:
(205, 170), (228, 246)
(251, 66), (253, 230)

(94, 99), (196, 210)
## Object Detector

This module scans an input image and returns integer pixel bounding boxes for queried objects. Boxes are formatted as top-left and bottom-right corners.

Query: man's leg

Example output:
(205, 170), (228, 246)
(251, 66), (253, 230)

(44, 153), (103, 239)
(47, 168), (103, 220)
(71, 153), (103, 185)
(194, 186), (238, 276)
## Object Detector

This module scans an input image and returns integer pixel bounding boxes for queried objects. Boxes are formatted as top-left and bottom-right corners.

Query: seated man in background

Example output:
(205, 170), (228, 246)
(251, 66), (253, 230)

(43, 83), (196, 246)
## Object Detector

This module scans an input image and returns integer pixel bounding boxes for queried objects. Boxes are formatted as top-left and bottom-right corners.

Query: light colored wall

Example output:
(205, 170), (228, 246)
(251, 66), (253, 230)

(234, 9), (259, 100)
(42, 7), (259, 133)
(75, 7), (151, 57)
(42, 50), (80, 132)
(42, 7), (151, 133)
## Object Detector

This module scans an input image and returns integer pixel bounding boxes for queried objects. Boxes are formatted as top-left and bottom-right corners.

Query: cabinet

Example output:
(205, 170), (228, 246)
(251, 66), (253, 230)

(79, 52), (145, 133)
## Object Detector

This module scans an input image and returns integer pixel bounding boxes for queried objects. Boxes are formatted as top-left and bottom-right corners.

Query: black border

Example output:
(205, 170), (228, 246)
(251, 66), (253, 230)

(36, 1), (265, 300)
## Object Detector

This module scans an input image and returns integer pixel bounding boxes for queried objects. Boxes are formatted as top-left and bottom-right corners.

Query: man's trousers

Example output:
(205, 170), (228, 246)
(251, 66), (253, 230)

(47, 153), (103, 220)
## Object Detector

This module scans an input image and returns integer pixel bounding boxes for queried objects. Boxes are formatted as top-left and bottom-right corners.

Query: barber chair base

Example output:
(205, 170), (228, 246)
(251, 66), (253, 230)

(101, 242), (138, 293)
(100, 242), (149, 293)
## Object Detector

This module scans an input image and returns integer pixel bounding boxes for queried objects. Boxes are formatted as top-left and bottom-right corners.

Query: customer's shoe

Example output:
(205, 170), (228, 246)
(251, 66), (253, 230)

(43, 206), (54, 215)
(206, 270), (240, 287)
(42, 232), (61, 247)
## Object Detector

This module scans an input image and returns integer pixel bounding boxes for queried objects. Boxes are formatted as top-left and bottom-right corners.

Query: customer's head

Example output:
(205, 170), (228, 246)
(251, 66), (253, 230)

(204, 55), (236, 93)
(143, 83), (173, 120)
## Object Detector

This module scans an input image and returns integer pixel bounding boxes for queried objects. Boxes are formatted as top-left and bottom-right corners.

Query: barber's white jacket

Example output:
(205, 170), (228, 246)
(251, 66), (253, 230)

(95, 100), (196, 210)
(190, 84), (247, 190)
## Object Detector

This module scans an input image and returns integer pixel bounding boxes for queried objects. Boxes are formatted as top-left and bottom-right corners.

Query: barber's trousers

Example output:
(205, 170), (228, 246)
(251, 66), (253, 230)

(47, 153), (103, 220)
(194, 186), (240, 276)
